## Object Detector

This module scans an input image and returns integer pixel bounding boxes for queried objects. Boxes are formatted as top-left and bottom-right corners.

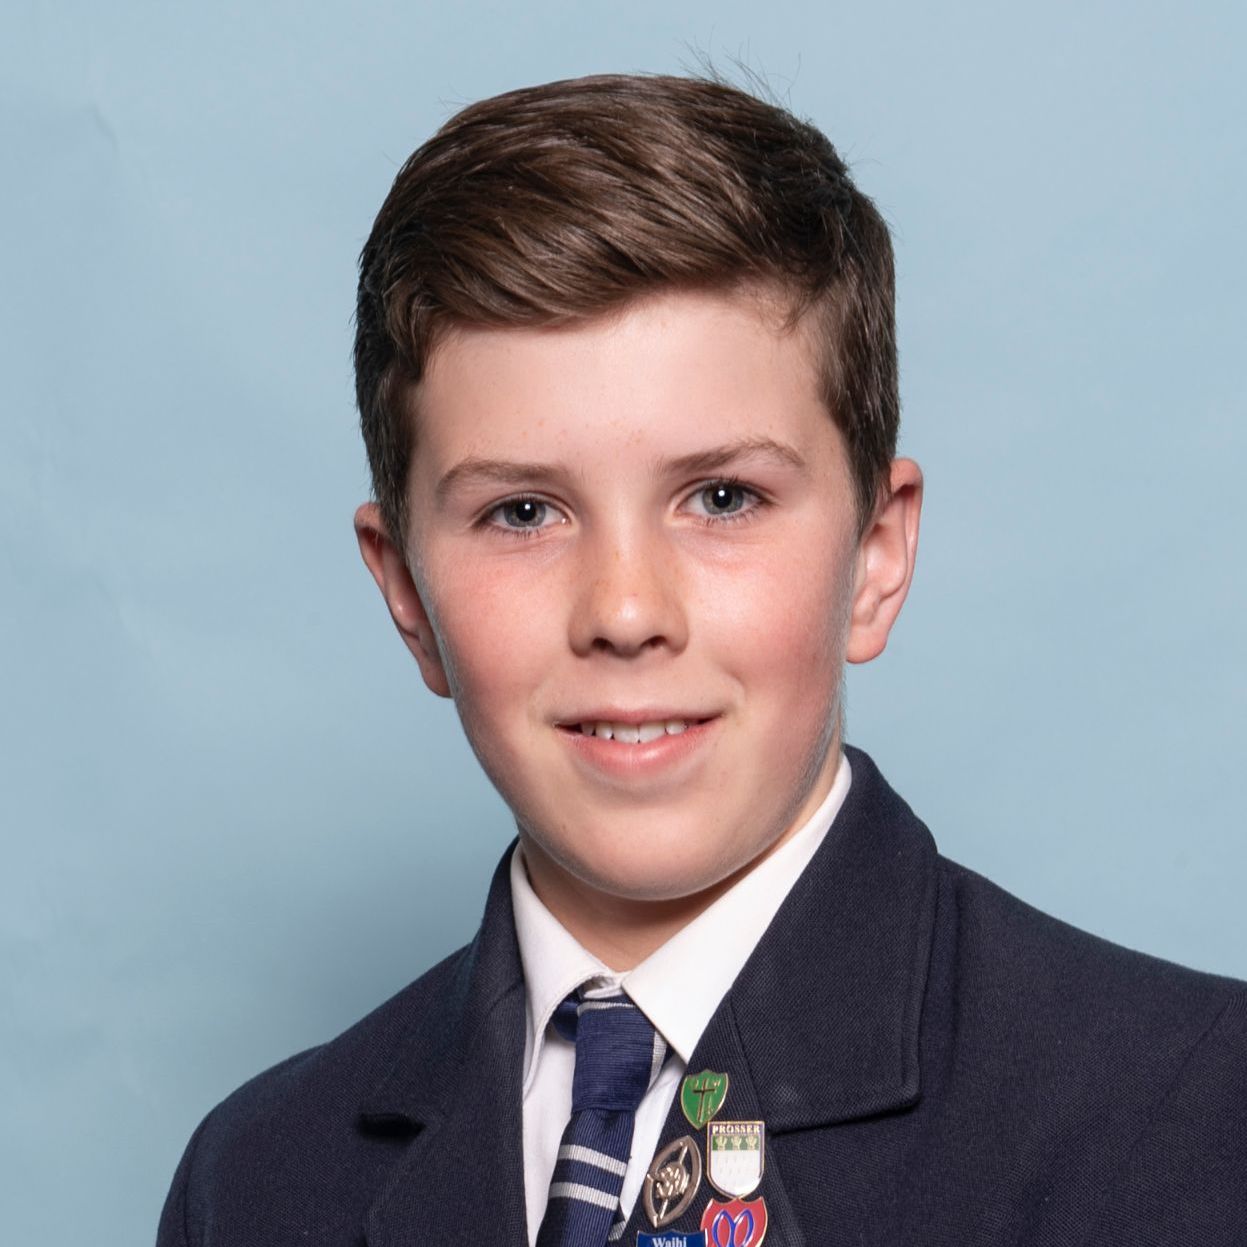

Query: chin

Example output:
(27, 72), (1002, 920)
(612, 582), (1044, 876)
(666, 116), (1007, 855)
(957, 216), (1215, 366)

(555, 829), (751, 905)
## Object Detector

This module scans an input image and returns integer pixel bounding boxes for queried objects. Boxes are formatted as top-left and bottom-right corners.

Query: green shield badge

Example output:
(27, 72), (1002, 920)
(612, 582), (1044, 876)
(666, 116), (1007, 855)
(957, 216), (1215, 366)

(680, 1069), (729, 1127)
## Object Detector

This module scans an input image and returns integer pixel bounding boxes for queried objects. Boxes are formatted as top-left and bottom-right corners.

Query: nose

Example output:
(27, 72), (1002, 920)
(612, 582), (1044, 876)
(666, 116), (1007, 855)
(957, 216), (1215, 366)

(568, 524), (689, 658)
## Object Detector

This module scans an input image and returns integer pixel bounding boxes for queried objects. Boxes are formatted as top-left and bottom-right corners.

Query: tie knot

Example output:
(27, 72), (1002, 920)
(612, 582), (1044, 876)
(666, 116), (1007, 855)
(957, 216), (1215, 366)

(557, 991), (666, 1113)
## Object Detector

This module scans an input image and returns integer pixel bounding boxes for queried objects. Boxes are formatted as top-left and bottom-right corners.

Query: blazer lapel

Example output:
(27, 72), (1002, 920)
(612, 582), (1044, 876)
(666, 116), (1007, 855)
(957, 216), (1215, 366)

(619, 746), (939, 1244)
(731, 744), (938, 1131)
(359, 850), (530, 1247)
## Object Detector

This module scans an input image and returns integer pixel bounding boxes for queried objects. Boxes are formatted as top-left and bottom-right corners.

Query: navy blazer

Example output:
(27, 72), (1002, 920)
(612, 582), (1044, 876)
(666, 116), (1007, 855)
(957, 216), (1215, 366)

(158, 747), (1247, 1245)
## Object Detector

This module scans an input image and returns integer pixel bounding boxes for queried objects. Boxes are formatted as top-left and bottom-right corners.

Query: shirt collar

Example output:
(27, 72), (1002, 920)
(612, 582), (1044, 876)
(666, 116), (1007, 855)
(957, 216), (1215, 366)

(510, 752), (852, 1084)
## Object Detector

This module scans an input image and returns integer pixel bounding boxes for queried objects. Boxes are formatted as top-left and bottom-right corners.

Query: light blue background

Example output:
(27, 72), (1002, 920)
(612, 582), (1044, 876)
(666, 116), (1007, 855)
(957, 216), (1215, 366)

(3, 2), (1244, 1240)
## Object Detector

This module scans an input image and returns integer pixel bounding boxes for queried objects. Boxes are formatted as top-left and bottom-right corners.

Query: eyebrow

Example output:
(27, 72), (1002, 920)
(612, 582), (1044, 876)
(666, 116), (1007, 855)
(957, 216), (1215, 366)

(434, 457), (566, 503)
(434, 436), (806, 503)
(662, 436), (806, 477)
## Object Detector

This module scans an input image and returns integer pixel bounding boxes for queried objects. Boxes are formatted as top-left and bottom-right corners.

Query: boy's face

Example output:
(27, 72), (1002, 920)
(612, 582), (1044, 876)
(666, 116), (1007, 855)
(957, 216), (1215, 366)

(357, 289), (920, 925)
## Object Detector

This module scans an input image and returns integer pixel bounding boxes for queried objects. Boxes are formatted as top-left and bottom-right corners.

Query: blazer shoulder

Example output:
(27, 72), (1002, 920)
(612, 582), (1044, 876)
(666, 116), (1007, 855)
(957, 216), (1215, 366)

(934, 852), (1247, 1147)
(215, 940), (472, 1129)
(158, 942), (475, 1245)
(922, 855), (1247, 1229)
(938, 853), (1245, 1044)
(1091, 990), (1247, 1242)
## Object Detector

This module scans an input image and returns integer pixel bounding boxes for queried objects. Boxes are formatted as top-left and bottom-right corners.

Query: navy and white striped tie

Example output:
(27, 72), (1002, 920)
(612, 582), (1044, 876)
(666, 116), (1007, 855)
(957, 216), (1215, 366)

(535, 990), (668, 1247)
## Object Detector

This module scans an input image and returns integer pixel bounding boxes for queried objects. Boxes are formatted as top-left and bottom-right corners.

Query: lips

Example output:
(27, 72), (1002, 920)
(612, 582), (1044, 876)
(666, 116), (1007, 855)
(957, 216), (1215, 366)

(556, 712), (719, 783)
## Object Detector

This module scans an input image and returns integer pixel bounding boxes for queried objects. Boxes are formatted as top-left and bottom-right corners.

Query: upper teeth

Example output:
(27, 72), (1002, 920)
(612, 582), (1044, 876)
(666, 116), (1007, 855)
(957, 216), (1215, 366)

(579, 719), (689, 743)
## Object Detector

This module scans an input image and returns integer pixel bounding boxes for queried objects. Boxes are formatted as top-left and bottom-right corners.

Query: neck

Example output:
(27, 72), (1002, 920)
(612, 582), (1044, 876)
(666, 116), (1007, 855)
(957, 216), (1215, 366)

(519, 839), (745, 970)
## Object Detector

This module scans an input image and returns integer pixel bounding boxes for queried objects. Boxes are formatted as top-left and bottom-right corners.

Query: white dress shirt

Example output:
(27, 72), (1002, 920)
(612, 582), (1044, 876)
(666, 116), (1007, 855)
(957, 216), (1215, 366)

(510, 752), (852, 1245)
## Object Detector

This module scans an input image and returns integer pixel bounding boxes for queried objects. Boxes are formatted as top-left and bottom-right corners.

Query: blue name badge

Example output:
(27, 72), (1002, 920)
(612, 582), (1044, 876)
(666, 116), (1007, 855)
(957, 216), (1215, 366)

(637, 1234), (708, 1247)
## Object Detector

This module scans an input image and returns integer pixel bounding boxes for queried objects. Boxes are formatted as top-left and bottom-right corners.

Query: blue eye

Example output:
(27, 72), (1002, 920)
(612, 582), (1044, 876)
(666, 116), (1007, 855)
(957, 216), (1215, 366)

(485, 496), (565, 536)
(499, 498), (547, 528)
(700, 484), (747, 515)
(684, 479), (766, 525)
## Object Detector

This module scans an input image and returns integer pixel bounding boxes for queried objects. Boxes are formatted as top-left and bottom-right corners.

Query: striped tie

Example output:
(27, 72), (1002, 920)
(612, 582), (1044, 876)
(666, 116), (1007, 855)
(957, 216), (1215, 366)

(535, 990), (668, 1247)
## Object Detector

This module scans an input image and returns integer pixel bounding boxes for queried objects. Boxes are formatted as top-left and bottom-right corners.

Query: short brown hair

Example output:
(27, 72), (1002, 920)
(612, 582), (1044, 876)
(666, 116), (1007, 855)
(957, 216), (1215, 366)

(355, 73), (898, 546)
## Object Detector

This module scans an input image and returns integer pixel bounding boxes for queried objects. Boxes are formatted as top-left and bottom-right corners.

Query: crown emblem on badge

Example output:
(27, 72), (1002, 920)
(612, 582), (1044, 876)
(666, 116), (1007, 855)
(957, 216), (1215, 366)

(705, 1120), (765, 1197)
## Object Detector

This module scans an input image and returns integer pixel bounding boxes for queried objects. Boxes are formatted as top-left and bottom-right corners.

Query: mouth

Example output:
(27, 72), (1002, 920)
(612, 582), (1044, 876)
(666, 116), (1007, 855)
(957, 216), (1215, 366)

(555, 713), (716, 745)
(554, 712), (719, 781)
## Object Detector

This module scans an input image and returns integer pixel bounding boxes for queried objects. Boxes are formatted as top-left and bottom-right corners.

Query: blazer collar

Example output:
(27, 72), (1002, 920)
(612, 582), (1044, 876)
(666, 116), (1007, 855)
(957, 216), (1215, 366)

(725, 743), (939, 1130)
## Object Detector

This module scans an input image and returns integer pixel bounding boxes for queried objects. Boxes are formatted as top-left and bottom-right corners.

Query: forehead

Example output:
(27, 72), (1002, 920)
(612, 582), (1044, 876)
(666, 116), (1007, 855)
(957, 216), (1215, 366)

(411, 289), (833, 469)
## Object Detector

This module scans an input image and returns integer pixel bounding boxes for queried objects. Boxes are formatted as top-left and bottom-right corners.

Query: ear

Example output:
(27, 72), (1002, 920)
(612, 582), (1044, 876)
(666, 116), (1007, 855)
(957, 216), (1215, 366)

(353, 502), (452, 698)
(845, 458), (923, 665)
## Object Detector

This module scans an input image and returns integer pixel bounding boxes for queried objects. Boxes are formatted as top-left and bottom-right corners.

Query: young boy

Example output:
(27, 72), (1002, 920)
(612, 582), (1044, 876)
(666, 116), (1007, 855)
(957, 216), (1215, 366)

(158, 74), (1247, 1246)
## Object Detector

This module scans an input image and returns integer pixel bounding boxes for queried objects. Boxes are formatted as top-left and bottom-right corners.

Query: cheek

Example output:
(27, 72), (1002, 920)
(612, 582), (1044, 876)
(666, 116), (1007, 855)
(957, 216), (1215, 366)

(424, 558), (556, 729)
(699, 542), (853, 690)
